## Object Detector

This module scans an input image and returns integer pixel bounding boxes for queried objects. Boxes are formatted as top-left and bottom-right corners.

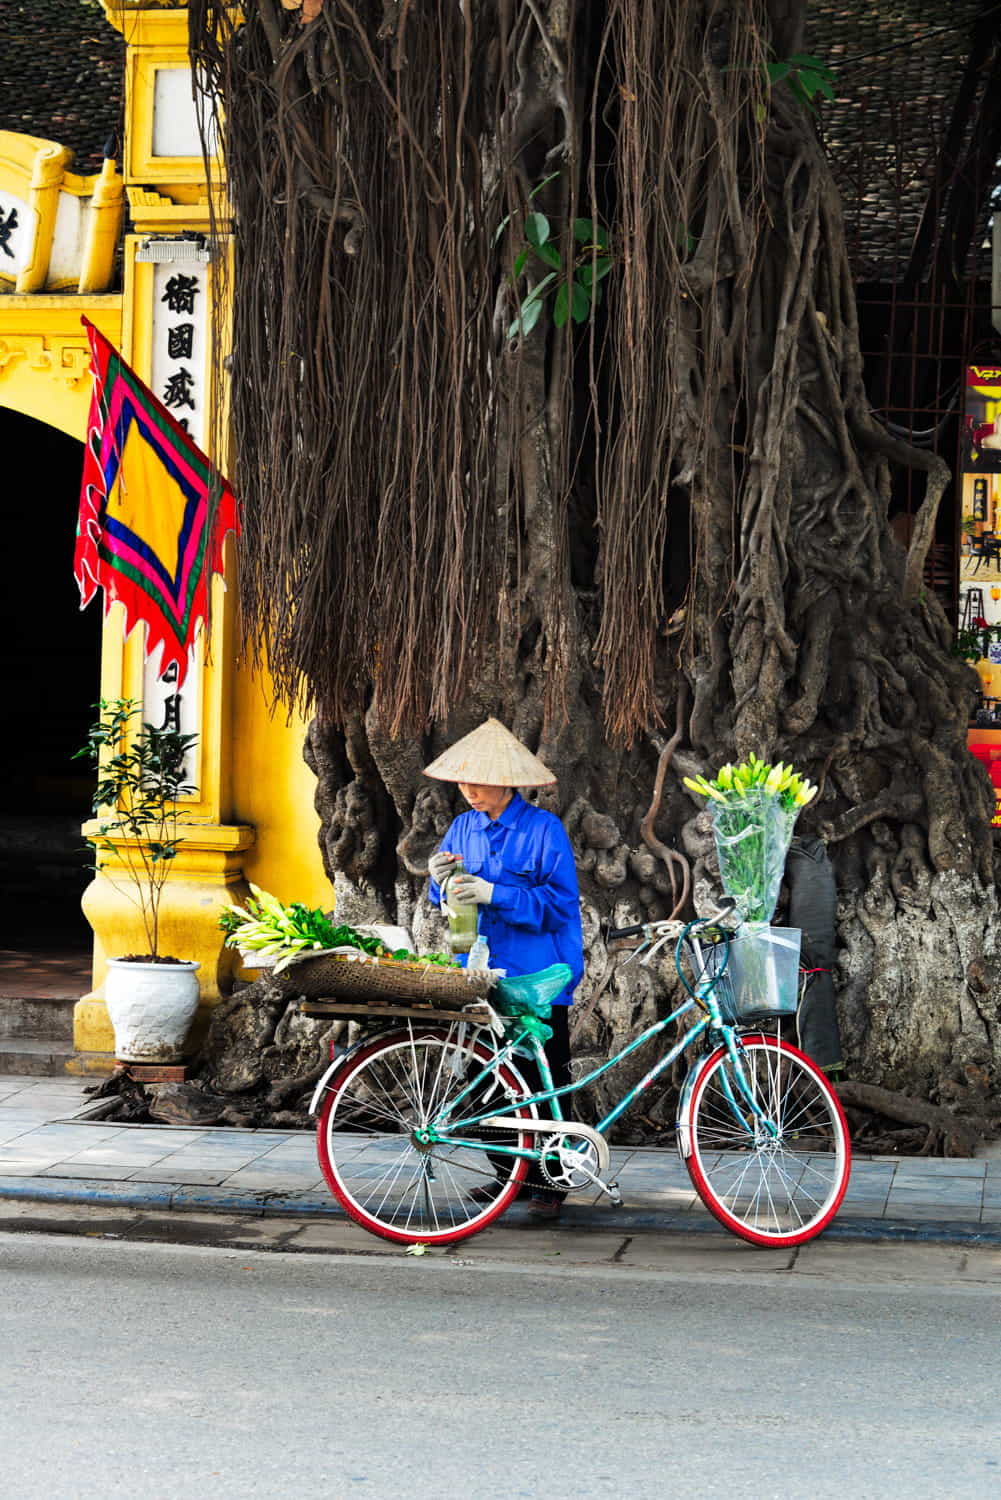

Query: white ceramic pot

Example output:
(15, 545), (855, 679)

(104, 958), (201, 1063)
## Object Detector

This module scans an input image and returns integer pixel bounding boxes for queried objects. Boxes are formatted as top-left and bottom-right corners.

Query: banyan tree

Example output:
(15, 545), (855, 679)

(188, 0), (1001, 1137)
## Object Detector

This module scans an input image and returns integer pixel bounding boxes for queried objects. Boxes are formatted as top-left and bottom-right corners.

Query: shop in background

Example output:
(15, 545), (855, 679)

(960, 364), (1001, 826)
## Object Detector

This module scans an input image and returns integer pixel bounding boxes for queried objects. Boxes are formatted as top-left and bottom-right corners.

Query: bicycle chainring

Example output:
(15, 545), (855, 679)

(538, 1133), (601, 1192)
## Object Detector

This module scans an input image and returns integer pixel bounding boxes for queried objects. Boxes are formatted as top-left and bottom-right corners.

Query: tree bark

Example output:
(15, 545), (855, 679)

(189, 0), (1001, 1133)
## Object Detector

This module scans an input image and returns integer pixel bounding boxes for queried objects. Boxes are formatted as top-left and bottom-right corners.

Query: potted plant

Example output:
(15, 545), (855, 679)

(76, 698), (200, 1062)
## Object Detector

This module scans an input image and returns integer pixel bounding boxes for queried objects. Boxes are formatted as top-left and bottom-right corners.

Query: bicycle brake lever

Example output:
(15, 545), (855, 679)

(641, 932), (674, 967)
(621, 943), (648, 967)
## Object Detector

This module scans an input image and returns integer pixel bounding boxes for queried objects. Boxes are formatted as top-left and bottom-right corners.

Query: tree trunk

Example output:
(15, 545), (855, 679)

(189, 0), (1001, 1126)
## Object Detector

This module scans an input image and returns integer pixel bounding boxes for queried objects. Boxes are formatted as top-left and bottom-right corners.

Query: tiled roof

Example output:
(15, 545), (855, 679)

(807, 0), (994, 280)
(0, 0), (124, 177)
(0, 1), (991, 280)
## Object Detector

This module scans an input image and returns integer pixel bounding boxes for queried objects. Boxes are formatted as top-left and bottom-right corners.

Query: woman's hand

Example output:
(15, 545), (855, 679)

(428, 850), (459, 885)
(448, 873), (494, 905)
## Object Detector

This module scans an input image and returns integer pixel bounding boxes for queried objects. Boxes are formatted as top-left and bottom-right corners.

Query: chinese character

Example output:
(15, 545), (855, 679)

(167, 323), (194, 360)
(0, 204), (18, 259)
(157, 693), (182, 733)
(163, 368), (196, 410)
(160, 661), (179, 685)
(161, 274), (200, 314)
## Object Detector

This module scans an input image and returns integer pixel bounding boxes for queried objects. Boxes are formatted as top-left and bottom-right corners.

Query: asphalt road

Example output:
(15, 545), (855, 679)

(2, 1232), (999, 1500)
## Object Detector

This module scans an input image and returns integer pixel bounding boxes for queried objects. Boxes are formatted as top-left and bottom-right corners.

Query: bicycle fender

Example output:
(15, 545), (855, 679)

(675, 1032), (773, 1158)
(675, 1057), (702, 1159)
(309, 1035), (371, 1114)
(309, 1057), (345, 1116)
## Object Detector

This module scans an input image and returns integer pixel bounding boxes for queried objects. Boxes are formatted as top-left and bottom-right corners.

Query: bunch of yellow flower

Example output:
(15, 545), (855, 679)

(683, 754), (818, 922)
(684, 753), (818, 812)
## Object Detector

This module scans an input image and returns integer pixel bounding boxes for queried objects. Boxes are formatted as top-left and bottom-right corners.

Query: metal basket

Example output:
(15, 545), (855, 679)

(696, 926), (802, 1022)
(274, 948), (500, 1006)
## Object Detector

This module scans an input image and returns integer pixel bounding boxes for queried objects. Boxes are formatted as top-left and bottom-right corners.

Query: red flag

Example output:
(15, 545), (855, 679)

(74, 318), (239, 685)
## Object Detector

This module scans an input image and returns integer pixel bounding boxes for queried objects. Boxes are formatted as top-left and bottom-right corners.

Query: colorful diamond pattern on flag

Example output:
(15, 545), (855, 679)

(74, 316), (239, 685)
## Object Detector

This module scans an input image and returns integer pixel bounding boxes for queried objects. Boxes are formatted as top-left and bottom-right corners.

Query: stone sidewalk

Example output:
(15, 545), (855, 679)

(1, 1073), (999, 1246)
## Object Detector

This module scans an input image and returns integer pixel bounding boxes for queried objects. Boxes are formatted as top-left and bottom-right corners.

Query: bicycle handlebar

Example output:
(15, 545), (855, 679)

(607, 897), (741, 947)
(607, 922), (646, 941)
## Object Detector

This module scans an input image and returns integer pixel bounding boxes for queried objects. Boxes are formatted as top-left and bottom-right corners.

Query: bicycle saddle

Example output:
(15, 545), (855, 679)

(493, 964), (572, 1019)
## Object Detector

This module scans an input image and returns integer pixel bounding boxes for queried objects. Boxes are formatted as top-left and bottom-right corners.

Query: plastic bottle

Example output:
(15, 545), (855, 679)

(443, 857), (479, 954)
(467, 936), (490, 971)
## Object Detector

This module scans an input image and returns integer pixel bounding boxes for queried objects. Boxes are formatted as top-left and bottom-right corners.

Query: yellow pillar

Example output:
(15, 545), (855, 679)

(75, 3), (254, 1060)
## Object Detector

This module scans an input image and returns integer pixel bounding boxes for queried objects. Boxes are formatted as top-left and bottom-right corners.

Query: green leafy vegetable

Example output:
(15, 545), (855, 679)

(218, 890), (459, 972)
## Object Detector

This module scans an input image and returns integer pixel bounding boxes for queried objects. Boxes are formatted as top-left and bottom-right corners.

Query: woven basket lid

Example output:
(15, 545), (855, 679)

(423, 718), (556, 786)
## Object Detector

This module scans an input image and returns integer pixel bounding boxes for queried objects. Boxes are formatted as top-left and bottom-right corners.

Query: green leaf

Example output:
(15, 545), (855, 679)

(528, 171), (562, 200)
(513, 248), (528, 278)
(766, 53), (836, 113)
(578, 256), (613, 288)
(532, 241), (562, 270)
(570, 279), (591, 323)
(573, 218), (609, 248)
(527, 271), (557, 301)
(492, 171), (562, 245)
(506, 294), (544, 342)
(787, 54), (834, 79)
(552, 283), (569, 327)
(525, 212), (550, 249)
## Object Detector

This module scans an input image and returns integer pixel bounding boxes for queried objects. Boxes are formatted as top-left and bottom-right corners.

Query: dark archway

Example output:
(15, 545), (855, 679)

(0, 408), (100, 949)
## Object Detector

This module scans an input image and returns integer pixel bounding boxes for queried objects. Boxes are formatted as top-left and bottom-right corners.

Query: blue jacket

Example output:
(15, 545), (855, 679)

(429, 793), (584, 1005)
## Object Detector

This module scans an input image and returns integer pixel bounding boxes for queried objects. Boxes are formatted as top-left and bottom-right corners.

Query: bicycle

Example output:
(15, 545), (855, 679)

(310, 902), (852, 1248)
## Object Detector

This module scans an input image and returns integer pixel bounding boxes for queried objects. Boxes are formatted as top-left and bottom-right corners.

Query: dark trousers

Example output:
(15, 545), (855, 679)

(492, 1006), (571, 1198)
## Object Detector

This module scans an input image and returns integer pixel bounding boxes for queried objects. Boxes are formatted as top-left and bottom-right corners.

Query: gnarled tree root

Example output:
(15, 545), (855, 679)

(837, 1079), (996, 1158)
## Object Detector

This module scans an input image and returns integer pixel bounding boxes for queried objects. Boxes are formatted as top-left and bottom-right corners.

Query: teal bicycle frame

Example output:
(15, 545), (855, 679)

(422, 927), (778, 1164)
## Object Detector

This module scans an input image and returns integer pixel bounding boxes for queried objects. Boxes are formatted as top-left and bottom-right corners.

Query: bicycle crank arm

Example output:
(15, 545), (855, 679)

(480, 1117), (611, 1174)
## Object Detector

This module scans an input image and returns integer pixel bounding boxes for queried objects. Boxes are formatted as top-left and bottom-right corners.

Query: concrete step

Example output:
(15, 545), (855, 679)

(0, 1037), (79, 1077)
(0, 994), (76, 1043)
(0, 947), (98, 1077)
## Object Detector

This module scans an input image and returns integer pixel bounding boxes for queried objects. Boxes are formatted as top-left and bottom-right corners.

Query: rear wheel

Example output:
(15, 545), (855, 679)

(682, 1034), (851, 1247)
(316, 1025), (537, 1245)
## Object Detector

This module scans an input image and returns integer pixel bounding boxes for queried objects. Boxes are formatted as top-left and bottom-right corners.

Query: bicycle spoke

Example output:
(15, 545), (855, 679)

(318, 1031), (536, 1243)
(684, 1038), (850, 1246)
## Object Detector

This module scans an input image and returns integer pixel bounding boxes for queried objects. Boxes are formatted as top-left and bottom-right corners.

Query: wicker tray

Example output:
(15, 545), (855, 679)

(279, 948), (501, 1006)
(300, 999), (494, 1024)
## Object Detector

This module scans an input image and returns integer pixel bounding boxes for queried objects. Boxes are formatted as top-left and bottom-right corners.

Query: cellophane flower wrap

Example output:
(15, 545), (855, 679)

(684, 756), (818, 923)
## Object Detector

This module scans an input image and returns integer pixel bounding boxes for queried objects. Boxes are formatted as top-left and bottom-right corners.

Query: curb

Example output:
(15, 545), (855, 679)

(2, 1176), (1000, 1247)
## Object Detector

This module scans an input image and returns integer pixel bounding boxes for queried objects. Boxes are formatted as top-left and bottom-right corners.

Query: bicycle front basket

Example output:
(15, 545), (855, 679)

(696, 939), (738, 1020)
(697, 926), (801, 1022)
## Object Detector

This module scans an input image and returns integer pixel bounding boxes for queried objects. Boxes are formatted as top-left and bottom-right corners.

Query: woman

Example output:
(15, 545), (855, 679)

(425, 718), (584, 1219)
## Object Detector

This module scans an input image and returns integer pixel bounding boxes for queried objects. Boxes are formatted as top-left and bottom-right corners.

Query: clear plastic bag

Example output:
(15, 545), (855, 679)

(710, 788), (798, 923)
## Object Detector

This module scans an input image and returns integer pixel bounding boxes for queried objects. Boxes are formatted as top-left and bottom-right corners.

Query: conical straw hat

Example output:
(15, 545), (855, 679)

(423, 718), (556, 786)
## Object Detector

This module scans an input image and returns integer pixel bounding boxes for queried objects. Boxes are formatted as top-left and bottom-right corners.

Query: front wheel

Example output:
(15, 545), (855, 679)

(316, 1025), (537, 1246)
(681, 1034), (851, 1247)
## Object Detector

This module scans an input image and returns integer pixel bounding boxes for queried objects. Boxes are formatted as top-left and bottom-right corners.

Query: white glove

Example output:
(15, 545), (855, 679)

(428, 850), (458, 886)
(448, 873), (494, 906)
